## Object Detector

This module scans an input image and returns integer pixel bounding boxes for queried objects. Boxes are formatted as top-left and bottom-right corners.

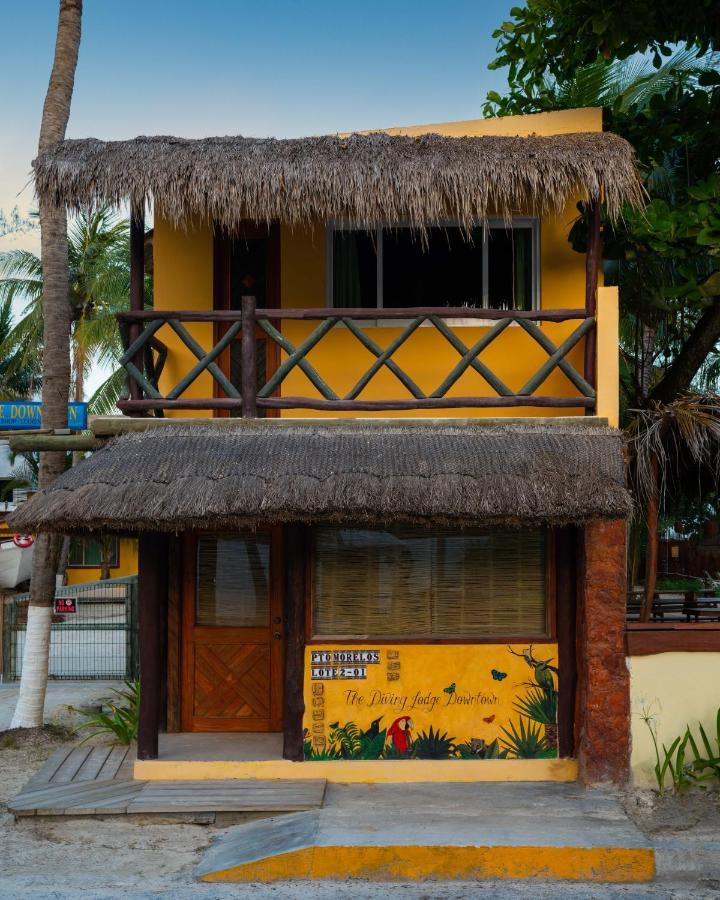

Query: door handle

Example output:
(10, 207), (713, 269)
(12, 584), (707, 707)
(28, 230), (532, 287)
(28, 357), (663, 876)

(273, 632), (282, 640)
(273, 617), (282, 625)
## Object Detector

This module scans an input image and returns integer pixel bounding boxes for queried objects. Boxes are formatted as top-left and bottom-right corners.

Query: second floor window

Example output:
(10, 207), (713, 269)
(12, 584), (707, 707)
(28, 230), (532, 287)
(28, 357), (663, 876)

(68, 536), (119, 568)
(330, 221), (537, 311)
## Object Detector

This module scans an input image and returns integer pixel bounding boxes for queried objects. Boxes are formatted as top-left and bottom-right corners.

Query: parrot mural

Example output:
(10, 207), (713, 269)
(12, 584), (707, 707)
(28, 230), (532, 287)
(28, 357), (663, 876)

(387, 715), (414, 754)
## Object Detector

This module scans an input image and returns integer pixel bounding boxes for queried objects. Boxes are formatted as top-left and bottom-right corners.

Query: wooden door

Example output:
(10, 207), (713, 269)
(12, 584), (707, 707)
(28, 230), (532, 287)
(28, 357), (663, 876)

(181, 530), (284, 732)
(213, 222), (280, 416)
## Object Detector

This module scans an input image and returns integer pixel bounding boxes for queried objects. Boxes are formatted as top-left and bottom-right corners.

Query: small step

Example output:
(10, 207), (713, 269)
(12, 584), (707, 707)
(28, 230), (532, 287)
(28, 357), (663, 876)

(196, 783), (655, 883)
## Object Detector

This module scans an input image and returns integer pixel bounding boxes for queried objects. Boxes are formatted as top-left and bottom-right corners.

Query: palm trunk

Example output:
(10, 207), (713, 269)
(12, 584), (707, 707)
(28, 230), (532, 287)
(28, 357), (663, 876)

(10, 0), (82, 730)
(641, 452), (660, 623)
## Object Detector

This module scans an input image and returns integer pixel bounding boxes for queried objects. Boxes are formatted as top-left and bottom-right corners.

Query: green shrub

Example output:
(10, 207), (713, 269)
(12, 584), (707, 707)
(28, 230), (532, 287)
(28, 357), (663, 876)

(76, 681), (140, 746)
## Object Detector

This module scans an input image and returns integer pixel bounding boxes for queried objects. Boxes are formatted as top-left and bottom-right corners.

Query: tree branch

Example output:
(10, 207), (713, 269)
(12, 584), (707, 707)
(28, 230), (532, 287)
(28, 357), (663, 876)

(650, 297), (720, 404)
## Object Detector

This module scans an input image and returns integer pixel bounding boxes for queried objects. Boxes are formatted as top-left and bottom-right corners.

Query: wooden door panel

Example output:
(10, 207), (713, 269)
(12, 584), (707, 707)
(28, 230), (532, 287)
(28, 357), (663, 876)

(193, 643), (271, 719)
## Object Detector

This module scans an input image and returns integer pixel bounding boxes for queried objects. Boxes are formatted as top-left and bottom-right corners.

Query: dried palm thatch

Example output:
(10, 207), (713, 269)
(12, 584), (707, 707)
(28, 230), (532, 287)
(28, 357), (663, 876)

(626, 394), (720, 507)
(33, 131), (644, 230)
(9, 421), (631, 534)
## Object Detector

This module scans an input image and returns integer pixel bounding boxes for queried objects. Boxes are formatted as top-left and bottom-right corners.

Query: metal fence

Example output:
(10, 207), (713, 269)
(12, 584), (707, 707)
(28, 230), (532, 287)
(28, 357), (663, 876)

(1, 576), (138, 681)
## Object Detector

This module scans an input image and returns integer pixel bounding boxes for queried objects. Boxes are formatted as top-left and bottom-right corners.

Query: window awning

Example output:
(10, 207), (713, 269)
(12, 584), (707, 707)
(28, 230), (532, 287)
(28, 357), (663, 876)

(9, 420), (631, 534)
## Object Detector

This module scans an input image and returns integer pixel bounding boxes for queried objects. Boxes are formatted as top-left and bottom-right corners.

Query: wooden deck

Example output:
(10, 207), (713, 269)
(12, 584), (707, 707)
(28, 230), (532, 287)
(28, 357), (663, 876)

(8, 744), (326, 817)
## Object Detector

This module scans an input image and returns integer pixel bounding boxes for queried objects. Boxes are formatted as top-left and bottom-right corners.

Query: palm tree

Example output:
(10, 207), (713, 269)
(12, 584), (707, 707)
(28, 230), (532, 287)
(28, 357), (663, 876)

(0, 205), (131, 413)
(0, 296), (42, 398)
(627, 395), (720, 620)
(10, 0), (82, 730)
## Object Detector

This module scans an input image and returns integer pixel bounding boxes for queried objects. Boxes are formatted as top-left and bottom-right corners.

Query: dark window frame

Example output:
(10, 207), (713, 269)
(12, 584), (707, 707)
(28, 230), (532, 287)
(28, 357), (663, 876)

(326, 219), (540, 312)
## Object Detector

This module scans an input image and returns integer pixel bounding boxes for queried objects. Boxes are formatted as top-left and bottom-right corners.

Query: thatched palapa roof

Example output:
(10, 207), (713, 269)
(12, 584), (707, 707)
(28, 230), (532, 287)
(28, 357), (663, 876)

(33, 131), (643, 229)
(9, 421), (631, 534)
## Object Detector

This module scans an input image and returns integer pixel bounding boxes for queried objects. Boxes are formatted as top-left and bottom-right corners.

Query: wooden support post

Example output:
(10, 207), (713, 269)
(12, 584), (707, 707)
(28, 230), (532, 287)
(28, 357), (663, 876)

(129, 211), (145, 407)
(555, 526), (578, 758)
(283, 524), (307, 761)
(137, 533), (168, 761)
(583, 198), (601, 404)
(241, 295), (258, 418)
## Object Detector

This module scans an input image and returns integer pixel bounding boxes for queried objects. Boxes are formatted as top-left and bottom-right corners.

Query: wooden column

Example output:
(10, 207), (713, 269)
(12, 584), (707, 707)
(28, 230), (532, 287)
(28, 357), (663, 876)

(129, 210), (145, 406)
(241, 294), (257, 418)
(555, 526), (578, 758)
(283, 523), (307, 761)
(137, 532), (168, 761)
(583, 197), (601, 406)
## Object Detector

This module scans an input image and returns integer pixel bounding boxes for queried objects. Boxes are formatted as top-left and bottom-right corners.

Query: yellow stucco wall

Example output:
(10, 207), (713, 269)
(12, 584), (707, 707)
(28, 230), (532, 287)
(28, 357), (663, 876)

(152, 108), (616, 420)
(65, 537), (138, 585)
(629, 652), (720, 787)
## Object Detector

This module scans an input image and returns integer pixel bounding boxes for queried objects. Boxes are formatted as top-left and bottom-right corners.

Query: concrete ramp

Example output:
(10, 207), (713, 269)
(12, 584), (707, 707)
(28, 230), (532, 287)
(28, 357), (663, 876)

(196, 782), (655, 883)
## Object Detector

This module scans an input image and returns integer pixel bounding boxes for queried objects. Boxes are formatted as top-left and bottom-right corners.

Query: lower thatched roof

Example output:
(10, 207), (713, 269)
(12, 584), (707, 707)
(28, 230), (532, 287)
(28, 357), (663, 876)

(33, 130), (643, 230)
(9, 421), (631, 533)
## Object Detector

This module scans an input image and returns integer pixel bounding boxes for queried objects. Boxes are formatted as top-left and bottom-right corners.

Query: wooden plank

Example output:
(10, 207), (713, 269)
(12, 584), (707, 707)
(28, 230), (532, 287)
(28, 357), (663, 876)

(626, 628), (720, 655)
(24, 746), (73, 788)
(129, 212), (145, 405)
(126, 779), (326, 813)
(119, 307), (590, 322)
(257, 319), (339, 401)
(283, 524), (307, 762)
(342, 316), (426, 400)
(96, 745), (130, 780)
(241, 295), (258, 418)
(73, 746), (113, 782)
(429, 316), (513, 397)
(258, 317), (339, 399)
(8, 435), (103, 452)
(138, 535), (168, 759)
(584, 197), (601, 394)
(51, 747), (93, 784)
(166, 535), (182, 733)
(556, 526), (578, 758)
(119, 395), (595, 413)
(166, 319), (240, 399)
(517, 318), (595, 397)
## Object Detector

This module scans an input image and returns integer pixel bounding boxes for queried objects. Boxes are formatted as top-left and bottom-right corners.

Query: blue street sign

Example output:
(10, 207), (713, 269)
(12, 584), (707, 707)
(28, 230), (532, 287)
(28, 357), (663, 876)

(0, 402), (88, 431)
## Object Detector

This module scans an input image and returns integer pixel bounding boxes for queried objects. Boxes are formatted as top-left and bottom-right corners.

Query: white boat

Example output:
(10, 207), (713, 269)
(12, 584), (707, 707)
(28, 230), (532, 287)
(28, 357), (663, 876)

(0, 538), (34, 588)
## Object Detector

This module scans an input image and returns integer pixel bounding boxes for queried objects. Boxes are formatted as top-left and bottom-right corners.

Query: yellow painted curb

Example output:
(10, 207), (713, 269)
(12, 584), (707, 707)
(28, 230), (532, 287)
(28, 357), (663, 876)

(135, 757), (578, 783)
(200, 845), (655, 883)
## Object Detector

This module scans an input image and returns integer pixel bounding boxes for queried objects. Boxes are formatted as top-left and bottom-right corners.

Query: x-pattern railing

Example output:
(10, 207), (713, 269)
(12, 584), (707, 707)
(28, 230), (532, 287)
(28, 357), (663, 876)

(117, 299), (596, 415)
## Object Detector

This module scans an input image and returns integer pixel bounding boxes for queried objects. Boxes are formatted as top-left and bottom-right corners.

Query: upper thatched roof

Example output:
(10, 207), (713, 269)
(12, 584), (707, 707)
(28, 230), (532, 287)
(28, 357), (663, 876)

(9, 421), (631, 533)
(33, 131), (643, 229)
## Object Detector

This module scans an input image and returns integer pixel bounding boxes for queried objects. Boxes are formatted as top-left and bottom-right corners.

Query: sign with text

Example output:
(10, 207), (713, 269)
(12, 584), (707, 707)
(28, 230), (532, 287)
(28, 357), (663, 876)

(0, 402), (88, 431)
(53, 596), (77, 615)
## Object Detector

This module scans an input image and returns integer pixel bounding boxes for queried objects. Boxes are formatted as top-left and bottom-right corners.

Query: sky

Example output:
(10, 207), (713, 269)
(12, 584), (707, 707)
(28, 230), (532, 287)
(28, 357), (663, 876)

(0, 0), (512, 392)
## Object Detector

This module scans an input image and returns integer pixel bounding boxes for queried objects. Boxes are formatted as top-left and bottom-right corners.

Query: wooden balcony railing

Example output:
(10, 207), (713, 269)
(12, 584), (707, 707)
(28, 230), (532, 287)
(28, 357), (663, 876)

(116, 298), (597, 416)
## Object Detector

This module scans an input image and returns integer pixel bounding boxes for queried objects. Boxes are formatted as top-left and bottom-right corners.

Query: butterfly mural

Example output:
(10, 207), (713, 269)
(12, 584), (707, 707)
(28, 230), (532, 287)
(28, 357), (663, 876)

(483, 714), (496, 724)
(443, 682), (456, 695)
(491, 669), (507, 681)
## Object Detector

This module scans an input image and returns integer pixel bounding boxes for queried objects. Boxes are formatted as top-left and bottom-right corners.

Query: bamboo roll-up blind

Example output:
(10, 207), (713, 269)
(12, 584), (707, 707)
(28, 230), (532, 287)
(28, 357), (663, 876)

(312, 527), (547, 639)
(196, 533), (270, 627)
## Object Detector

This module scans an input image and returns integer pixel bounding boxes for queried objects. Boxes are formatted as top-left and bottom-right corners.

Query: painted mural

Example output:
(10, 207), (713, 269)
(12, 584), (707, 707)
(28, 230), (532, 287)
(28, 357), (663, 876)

(302, 644), (559, 761)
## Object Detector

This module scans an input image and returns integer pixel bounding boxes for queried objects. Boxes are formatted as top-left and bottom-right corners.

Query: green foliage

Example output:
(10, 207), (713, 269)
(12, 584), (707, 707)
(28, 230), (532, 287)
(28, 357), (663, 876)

(640, 704), (720, 794)
(686, 708), (720, 782)
(412, 726), (455, 760)
(453, 738), (509, 760)
(513, 686), (558, 726)
(75, 681), (140, 746)
(326, 720), (388, 760)
(500, 717), (552, 759)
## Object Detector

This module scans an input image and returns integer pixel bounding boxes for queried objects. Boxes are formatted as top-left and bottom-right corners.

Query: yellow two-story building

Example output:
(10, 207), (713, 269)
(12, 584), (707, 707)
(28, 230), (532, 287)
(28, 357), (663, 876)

(16, 108), (642, 786)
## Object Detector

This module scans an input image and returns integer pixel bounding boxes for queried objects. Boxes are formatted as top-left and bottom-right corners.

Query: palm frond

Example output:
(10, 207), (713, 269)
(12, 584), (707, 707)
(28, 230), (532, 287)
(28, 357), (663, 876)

(88, 367), (127, 416)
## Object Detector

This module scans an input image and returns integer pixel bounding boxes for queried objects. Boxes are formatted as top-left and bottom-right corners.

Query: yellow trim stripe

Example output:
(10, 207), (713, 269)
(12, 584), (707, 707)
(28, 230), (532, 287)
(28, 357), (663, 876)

(135, 757), (578, 783)
(201, 845), (655, 883)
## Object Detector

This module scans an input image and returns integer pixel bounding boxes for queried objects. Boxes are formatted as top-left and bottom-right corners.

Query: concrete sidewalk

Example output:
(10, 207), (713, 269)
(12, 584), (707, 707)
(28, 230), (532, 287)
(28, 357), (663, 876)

(197, 782), (656, 883)
(0, 679), (123, 730)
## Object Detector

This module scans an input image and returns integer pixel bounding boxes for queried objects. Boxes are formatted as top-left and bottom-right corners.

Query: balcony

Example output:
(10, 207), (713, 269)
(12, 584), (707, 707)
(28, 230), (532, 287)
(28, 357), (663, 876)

(116, 294), (618, 419)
